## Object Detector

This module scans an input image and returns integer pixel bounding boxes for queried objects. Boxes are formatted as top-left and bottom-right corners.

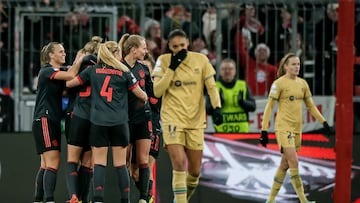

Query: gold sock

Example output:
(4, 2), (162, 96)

(172, 170), (187, 203)
(289, 168), (308, 203)
(186, 174), (200, 201)
(268, 167), (287, 201)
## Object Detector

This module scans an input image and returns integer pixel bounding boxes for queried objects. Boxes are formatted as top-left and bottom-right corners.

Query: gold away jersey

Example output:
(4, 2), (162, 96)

(261, 75), (325, 133)
(153, 51), (220, 129)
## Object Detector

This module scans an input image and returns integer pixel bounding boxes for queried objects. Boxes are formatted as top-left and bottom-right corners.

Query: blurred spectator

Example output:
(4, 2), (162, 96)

(285, 32), (306, 77)
(182, 6), (201, 40)
(202, 5), (216, 46)
(190, 33), (220, 68)
(144, 18), (166, 60)
(267, 4), (305, 64)
(235, 31), (276, 96)
(0, 0), (11, 88)
(241, 28), (254, 53)
(117, 15), (140, 37)
(238, 4), (264, 51)
(315, 3), (338, 95)
(220, 2), (240, 58)
(207, 30), (217, 67)
(160, 5), (184, 39)
(23, 5), (55, 93)
(160, 5), (200, 41)
(190, 34), (208, 55)
(143, 53), (156, 73)
(285, 32), (305, 61)
(230, 4), (265, 58)
(233, 25), (255, 76)
(62, 11), (91, 62)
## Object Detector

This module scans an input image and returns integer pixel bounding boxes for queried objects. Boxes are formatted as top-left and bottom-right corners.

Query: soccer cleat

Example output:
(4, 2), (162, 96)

(138, 199), (147, 203)
(148, 196), (154, 203)
(67, 194), (80, 203)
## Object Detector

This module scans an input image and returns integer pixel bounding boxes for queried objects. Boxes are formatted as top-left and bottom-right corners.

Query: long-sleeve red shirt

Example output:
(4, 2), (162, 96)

(234, 31), (277, 96)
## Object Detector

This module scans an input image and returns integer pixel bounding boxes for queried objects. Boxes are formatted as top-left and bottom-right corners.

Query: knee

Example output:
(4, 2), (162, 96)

(279, 162), (289, 171)
(131, 170), (139, 182)
(137, 153), (149, 165)
(286, 158), (298, 168)
(187, 161), (202, 177)
(81, 153), (93, 168)
(171, 158), (187, 171)
(188, 169), (201, 178)
(44, 157), (60, 169)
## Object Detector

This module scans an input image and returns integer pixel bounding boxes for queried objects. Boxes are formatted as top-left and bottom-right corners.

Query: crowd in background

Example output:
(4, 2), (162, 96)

(0, 1), (360, 96)
(0, 1), (356, 202)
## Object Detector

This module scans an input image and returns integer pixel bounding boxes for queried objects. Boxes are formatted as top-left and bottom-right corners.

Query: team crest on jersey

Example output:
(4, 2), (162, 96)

(289, 96), (295, 101)
(256, 70), (266, 82)
(138, 69), (145, 78)
(194, 68), (200, 74)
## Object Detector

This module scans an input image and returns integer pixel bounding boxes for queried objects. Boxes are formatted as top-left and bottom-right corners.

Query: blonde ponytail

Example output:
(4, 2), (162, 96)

(97, 41), (129, 72)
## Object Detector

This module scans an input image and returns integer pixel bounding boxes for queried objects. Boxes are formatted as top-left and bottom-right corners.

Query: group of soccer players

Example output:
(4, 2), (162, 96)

(32, 27), (331, 203)
(32, 33), (161, 203)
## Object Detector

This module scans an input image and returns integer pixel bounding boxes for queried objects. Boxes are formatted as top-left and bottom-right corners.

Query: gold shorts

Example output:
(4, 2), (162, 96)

(163, 126), (204, 150)
(275, 131), (302, 151)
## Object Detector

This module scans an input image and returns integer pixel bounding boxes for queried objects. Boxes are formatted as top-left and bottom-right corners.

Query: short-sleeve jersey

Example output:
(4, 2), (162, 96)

(77, 64), (138, 126)
(123, 60), (153, 124)
(153, 51), (215, 129)
(268, 76), (312, 132)
(33, 64), (65, 123)
(72, 54), (97, 119)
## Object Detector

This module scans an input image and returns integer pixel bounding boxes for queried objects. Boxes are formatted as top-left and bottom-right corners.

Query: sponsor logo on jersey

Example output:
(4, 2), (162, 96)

(183, 81), (196, 86)
(173, 80), (196, 87)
